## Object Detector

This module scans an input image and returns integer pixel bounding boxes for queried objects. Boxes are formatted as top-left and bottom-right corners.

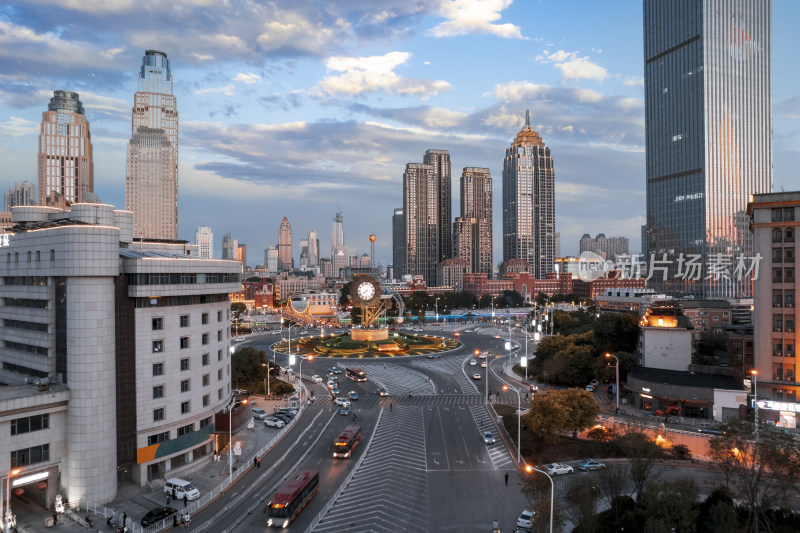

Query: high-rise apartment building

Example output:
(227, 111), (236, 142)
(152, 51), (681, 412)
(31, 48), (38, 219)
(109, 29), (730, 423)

(331, 212), (348, 278)
(37, 91), (94, 206)
(454, 167), (493, 276)
(392, 208), (405, 280)
(278, 216), (293, 271)
(643, 0), (772, 297)
(125, 50), (179, 240)
(4, 181), (35, 211)
(579, 233), (629, 261)
(502, 110), (556, 279)
(423, 149), (452, 263)
(265, 246), (279, 273)
(195, 226), (213, 259)
(238, 244), (247, 269)
(222, 233), (238, 260)
(403, 162), (439, 285)
(307, 230), (319, 268)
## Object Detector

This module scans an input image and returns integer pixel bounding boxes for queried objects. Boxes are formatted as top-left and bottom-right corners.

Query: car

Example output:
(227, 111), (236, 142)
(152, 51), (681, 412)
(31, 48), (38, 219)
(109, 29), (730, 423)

(428, 354), (442, 359)
(590, 379), (600, 387)
(578, 459), (606, 471)
(545, 463), (574, 476)
(334, 397), (350, 407)
(348, 391), (359, 401)
(312, 375), (323, 383)
(329, 367), (342, 374)
(141, 507), (177, 527)
(698, 427), (725, 435)
(272, 413), (291, 423)
(377, 388), (389, 397)
(299, 330), (309, 335)
(481, 361), (487, 368)
(494, 334), (502, 339)
(275, 409), (296, 418)
(472, 373), (482, 380)
(340, 407), (351, 416)
(232, 388), (250, 396)
(585, 384), (596, 392)
(483, 431), (496, 445)
(331, 387), (340, 395)
(478, 353), (487, 359)
(517, 509), (536, 529)
(469, 359), (478, 366)
(264, 417), (285, 428)
(250, 407), (268, 420)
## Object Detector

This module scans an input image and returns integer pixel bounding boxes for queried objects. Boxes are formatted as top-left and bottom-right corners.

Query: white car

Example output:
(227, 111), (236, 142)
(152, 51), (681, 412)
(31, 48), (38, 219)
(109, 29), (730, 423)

(264, 417), (285, 428)
(250, 407), (268, 420)
(517, 509), (535, 529)
(334, 397), (350, 408)
(480, 361), (487, 368)
(469, 359), (478, 366)
(545, 463), (574, 476)
(312, 375), (323, 383)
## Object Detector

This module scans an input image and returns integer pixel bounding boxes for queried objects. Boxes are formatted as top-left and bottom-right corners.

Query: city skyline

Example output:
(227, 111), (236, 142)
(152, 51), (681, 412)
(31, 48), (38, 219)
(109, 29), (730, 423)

(1, 1), (800, 266)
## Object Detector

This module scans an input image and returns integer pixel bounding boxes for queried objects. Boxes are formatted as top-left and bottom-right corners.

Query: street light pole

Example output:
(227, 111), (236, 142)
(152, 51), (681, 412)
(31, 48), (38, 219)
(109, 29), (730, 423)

(3, 468), (20, 533)
(435, 297), (439, 322)
(228, 399), (246, 484)
(526, 466), (554, 533)
(503, 385), (521, 463)
(605, 353), (619, 412)
(751, 369), (759, 440)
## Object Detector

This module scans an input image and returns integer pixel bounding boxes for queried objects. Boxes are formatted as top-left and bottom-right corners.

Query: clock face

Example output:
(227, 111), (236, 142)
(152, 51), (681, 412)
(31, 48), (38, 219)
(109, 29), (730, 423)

(357, 282), (375, 301)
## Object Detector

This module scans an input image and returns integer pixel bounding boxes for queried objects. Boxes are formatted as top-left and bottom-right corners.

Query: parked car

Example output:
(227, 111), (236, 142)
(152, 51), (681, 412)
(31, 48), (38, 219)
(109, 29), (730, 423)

(250, 407), (268, 420)
(578, 459), (606, 471)
(545, 463), (574, 476)
(348, 391), (359, 401)
(163, 478), (200, 500)
(264, 417), (285, 428)
(141, 507), (177, 527)
(275, 409), (296, 418)
(377, 388), (389, 397)
(483, 431), (495, 445)
(517, 509), (535, 529)
(272, 413), (291, 424)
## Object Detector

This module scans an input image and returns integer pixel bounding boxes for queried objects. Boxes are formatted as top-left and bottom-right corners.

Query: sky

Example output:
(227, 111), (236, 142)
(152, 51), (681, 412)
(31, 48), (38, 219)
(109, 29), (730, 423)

(1, 0), (799, 269)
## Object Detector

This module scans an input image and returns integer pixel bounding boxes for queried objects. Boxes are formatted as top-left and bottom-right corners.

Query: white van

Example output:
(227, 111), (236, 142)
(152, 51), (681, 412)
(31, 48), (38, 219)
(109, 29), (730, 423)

(164, 478), (200, 501)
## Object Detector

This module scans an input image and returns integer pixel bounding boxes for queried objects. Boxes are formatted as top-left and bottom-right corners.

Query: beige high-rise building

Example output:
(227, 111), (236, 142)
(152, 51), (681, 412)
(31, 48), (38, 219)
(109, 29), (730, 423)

(125, 50), (179, 240)
(38, 90), (94, 205)
(278, 216), (293, 271)
(455, 167), (493, 276)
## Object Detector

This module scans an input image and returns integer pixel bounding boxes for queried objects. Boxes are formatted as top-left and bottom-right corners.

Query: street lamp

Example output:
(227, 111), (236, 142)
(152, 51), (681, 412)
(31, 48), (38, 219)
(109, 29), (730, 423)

(525, 465), (554, 533)
(297, 355), (314, 399)
(502, 385), (522, 463)
(435, 297), (440, 322)
(751, 369), (759, 440)
(227, 398), (245, 484)
(2, 468), (20, 533)
(605, 353), (619, 412)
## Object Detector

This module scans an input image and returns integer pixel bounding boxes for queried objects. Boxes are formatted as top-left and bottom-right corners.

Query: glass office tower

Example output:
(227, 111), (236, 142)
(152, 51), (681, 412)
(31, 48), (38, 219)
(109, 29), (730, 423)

(643, 0), (772, 297)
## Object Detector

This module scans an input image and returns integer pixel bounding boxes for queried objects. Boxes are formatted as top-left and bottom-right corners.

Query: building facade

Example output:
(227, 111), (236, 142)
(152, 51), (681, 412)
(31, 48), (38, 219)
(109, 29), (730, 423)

(125, 127), (176, 240)
(37, 91), (94, 206)
(454, 167), (492, 276)
(221, 233), (238, 261)
(278, 216), (292, 271)
(423, 149), (452, 264)
(392, 207), (404, 281)
(4, 181), (35, 212)
(579, 233), (629, 261)
(331, 212), (347, 278)
(403, 162), (438, 285)
(643, 0), (772, 297)
(502, 110), (556, 279)
(439, 258), (470, 292)
(195, 226), (213, 259)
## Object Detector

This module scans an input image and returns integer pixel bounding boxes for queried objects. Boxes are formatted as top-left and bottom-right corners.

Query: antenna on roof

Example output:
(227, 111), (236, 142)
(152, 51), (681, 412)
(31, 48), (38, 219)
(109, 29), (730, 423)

(525, 109), (530, 127)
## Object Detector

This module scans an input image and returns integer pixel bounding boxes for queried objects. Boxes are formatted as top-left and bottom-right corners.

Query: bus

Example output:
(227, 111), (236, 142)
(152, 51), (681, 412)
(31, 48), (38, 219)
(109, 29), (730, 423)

(266, 470), (320, 528)
(345, 368), (366, 382)
(332, 425), (362, 458)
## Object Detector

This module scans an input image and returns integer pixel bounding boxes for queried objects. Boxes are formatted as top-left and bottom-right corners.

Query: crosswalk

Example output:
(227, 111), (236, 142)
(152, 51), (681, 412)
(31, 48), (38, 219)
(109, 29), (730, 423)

(314, 406), (429, 533)
(341, 362), (436, 396)
(468, 405), (516, 470)
(410, 355), (478, 394)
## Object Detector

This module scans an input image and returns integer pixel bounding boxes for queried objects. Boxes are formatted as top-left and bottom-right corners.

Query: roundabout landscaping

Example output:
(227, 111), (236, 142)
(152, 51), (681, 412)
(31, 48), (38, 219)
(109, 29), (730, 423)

(272, 330), (462, 358)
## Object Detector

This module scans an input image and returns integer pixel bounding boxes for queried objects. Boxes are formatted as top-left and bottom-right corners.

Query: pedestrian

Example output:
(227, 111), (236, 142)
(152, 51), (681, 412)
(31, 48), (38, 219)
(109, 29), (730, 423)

(173, 515), (178, 528)
(254, 456), (258, 467)
(52, 512), (57, 525)
(180, 512), (185, 528)
(504, 472), (509, 486)
(257, 456), (261, 468)
(183, 494), (188, 508)
(166, 494), (171, 506)
(123, 512), (127, 527)
(185, 512), (191, 526)
(390, 403), (392, 412)
(172, 487), (177, 500)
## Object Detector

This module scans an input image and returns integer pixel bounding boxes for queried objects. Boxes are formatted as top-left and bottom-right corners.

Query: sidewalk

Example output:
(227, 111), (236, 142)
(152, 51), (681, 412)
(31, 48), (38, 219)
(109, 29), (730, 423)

(13, 394), (304, 533)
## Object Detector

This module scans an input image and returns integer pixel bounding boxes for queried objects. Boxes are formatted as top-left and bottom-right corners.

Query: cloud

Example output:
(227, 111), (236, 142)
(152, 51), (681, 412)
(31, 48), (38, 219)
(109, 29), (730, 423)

(80, 91), (129, 120)
(316, 52), (451, 98)
(195, 85), (236, 96)
(428, 0), (525, 39)
(776, 94), (800, 120)
(536, 49), (608, 82)
(622, 75), (644, 88)
(192, 53), (215, 61)
(256, 10), (338, 56)
(233, 73), (261, 85)
(0, 116), (39, 137)
(347, 103), (467, 129)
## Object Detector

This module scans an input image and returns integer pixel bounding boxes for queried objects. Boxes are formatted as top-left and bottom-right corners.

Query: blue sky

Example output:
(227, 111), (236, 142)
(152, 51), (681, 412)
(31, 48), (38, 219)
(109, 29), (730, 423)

(1, 0), (798, 268)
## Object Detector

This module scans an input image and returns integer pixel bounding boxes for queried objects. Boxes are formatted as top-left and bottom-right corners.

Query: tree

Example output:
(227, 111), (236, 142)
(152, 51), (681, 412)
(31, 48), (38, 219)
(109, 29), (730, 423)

(564, 477), (599, 533)
(595, 464), (629, 511)
(231, 346), (266, 386)
(613, 431), (664, 506)
(231, 301), (247, 318)
(593, 312), (640, 354)
(693, 331), (729, 365)
(500, 289), (524, 308)
(524, 388), (600, 443)
(640, 478), (700, 533)
(339, 282), (352, 306)
(521, 473), (565, 533)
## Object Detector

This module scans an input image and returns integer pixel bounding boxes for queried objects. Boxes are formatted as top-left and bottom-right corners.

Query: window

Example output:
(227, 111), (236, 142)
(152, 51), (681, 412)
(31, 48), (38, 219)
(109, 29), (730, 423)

(218, 310), (223, 322)
(147, 432), (170, 445)
(202, 374), (209, 386)
(177, 424), (194, 437)
(787, 229), (794, 242)
(773, 208), (784, 222)
(202, 313), (209, 325)
(152, 363), (165, 377)
(11, 444), (49, 468)
(180, 358), (190, 371)
(773, 228), (783, 243)
(203, 395), (210, 407)
(218, 369), (223, 381)
(153, 340), (163, 353)
(202, 333), (209, 345)
(218, 330), (223, 341)
(200, 416), (212, 428)
(202, 353), (209, 366)
(153, 408), (165, 421)
(152, 317), (164, 330)
(180, 315), (189, 327)
(785, 207), (795, 222)
(180, 336), (190, 349)
(181, 379), (190, 393)
(218, 350), (223, 362)
(218, 388), (223, 400)
(153, 385), (164, 399)
(181, 401), (190, 414)
(11, 414), (49, 436)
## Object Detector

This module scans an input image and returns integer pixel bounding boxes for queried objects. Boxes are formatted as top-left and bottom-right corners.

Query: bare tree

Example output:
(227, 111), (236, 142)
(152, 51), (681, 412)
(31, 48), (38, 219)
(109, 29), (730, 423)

(594, 464), (629, 511)
(564, 477), (599, 533)
(615, 431), (663, 506)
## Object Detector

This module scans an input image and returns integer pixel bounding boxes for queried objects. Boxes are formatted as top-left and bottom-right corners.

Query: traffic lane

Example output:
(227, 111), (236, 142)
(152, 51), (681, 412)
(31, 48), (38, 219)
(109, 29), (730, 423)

(233, 404), (378, 532)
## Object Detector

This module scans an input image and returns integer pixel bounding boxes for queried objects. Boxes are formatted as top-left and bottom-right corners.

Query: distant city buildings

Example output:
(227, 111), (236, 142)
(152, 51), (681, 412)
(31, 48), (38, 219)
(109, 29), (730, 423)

(265, 245), (279, 273)
(4, 181), (35, 211)
(238, 243), (247, 269)
(278, 216), (292, 271)
(424, 149), (452, 264)
(195, 226), (213, 259)
(579, 233), (629, 261)
(125, 50), (179, 240)
(453, 167), (492, 276)
(643, 0), (772, 297)
(502, 110), (556, 279)
(222, 232), (238, 260)
(331, 212), (347, 278)
(392, 207), (404, 280)
(38, 90), (94, 206)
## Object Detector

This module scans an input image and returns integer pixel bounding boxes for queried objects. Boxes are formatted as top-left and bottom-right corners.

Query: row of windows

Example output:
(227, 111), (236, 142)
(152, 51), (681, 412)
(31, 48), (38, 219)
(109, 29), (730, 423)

(2, 362), (47, 378)
(11, 414), (49, 436)
(135, 294), (229, 308)
(5, 250), (56, 263)
(3, 276), (48, 286)
(3, 298), (48, 309)
(4, 319), (49, 332)
(147, 417), (212, 446)
(152, 331), (225, 353)
(772, 208), (795, 222)
(153, 390), (226, 421)
(5, 340), (48, 356)
(128, 273), (239, 286)
(153, 372), (219, 398)
(152, 350), (226, 377)
(11, 444), (49, 468)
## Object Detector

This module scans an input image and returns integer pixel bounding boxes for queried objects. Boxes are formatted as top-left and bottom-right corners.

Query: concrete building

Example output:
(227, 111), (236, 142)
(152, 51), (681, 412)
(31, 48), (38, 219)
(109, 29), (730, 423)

(221, 233), (238, 261)
(439, 258), (470, 292)
(265, 245), (278, 274)
(195, 226), (213, 259)
(126, 50), (179, 240)
(4, 182), (35, 212)
(403, 162), (439, 285)
(424, 149), (452, 265)
(502, 110), (555, 279)
(454, 167), (492, 276)
(237, 244), (247, 269)
(331, 212), (347, 279)
(278, 216), (292, 271)
(579, 233), (629, 261)
(38, 91), (94, 206)
(0, 203), (240, 508)
(392, 208), (404, 280)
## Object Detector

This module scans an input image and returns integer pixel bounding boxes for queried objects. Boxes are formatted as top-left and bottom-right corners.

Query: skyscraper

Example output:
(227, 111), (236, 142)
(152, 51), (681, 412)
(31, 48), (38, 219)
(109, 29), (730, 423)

(265, 245), (279, 273)
(307, 230), (319, 269)
(125, 50), (179, 240)
(331, 212), (348, 278)
(643, 0), (772, 297)
(392, 207), (405, 280)
(37, 90), (94, 206)
(4, 181), (35, 211)
(502, 110), (556, 279)
(423, 149), (452, 263)
(278, 216), (293, 271)
(222, 232), (238, 260)
(454, 167), (493, 276)
(195, 226), (213, 259)
(403, 162), (439, 285)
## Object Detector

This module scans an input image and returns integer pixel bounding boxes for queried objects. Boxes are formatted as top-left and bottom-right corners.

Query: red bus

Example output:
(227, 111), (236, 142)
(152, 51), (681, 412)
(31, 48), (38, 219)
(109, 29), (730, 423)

(266, 470), (320, 528)
(345, 368), (366, 382)
(332, 425), (362, 458)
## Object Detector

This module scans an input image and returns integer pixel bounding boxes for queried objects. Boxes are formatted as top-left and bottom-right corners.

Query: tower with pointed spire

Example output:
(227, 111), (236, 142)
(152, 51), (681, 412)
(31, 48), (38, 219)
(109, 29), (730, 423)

(502, 109), (556, 278)
(278, 216), (293, 271)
